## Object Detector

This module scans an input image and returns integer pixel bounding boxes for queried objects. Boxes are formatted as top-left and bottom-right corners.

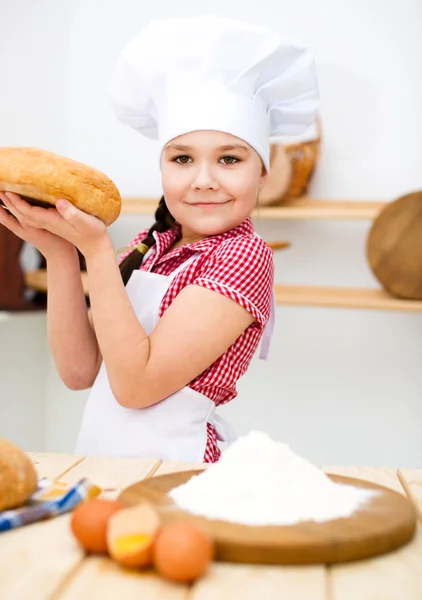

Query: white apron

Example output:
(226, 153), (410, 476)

(75, 248), (275, 461)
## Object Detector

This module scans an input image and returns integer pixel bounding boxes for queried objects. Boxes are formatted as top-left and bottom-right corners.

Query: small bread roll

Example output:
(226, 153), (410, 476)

(0, 438), (38, 511)
(0, 147), (121, 226)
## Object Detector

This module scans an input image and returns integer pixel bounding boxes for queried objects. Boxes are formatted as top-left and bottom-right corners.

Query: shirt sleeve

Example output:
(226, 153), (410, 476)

(192, 236), (274, 326)
(117, 228), (150, 264)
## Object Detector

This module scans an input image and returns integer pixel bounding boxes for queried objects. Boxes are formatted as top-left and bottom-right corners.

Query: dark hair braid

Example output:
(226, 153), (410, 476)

(119, 195), (176, 285)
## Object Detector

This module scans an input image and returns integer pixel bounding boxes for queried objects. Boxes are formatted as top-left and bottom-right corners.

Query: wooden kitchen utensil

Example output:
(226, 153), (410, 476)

(258, 117), (321, 206)
(267, 240), (290, 251)
(119, 470), (417, 566)
(366, 190), (422, 300)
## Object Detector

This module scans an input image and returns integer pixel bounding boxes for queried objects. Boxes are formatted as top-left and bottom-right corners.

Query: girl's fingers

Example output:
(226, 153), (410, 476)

(1, 193), (48, 235)
(0, 192), (43, 231)
(1, 192), (88, 244)
(0, 192), (10, 206)
(3, 191), (28, 205)
(4, 191), (38, 220)
(3, 192), (58, 231)
(1, 192), (25, 222)
(0, 203), (26, 238)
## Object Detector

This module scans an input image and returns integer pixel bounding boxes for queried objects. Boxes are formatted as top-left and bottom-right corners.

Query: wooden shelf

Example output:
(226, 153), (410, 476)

(121, 196), (387, 220)
(24, 270), (422, 313)
(275, 285), (422, 312)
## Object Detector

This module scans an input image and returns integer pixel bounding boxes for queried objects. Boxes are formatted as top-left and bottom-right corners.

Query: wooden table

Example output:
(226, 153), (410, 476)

(1, 455), (421, 599)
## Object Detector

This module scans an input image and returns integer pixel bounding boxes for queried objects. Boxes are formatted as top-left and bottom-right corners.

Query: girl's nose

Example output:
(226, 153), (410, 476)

(191, 163), (220, 191)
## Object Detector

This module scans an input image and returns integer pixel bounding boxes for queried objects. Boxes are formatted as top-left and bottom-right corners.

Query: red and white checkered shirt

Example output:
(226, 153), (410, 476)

(120, 218), (274, 462)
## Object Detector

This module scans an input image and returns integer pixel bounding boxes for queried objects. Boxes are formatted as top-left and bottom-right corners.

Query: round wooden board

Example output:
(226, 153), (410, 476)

(366, 191), (422, 300)
(118, 470), (417, 566)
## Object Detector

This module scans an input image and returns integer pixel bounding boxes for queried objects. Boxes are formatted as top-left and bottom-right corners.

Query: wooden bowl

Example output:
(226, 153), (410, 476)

(258, 117), (322, 206)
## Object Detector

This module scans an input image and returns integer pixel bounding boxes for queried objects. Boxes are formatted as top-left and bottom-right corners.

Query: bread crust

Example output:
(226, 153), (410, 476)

(0, 438), (38, 511)
(0, 147), (121, 226)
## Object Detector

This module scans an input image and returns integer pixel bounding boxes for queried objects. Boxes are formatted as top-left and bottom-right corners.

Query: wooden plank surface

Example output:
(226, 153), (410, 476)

(55, 556), (188, 600)
(58, 456), (161, 491)
(398, 469), (422, 521)
(327, 467), (422, 600)
(29, 452), (84, 481)
(190, 563), (326, 600)
(323, 466), (405, 493)
(329, 527), (422, 600)
(0, 514), (83, 600)
(2, 456), (422, 599)
(154, 460), (209, 477)
(49, 458), (189, 600)
(0, 456), (164, 599)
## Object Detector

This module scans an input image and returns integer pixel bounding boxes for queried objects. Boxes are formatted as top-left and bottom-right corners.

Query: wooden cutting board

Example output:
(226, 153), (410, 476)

(366, 190), (422, 300)
(119, 470), (417, 566)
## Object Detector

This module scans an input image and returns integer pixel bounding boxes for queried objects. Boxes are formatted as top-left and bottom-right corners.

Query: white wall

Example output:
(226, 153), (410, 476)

(1, 0), (421, 466)
(0, 313), (49, 451)
(0, 0), (71, 450)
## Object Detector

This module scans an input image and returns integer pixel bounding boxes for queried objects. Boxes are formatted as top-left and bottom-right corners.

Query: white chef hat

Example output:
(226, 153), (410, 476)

(109, 15), (319, 172)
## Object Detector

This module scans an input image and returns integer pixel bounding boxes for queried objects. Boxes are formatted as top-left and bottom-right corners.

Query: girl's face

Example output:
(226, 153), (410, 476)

(160, 130), (267, 242)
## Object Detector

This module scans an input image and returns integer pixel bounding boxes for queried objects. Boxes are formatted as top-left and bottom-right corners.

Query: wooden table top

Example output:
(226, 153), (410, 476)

(1, 454), (421, 600)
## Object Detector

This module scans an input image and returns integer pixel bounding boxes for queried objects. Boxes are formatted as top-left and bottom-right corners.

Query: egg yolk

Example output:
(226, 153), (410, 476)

(112, 534), (151, 554)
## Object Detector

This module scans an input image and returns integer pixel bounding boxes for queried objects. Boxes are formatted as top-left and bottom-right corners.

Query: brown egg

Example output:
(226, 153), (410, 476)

(70, 498), (124, 554)
(107, 502), (160, 569)
(153, 520), (215, 583)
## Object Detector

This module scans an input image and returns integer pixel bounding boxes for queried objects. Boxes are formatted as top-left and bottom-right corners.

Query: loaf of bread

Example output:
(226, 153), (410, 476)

(0, 147), (121, 226)
(0, 438), (38, 511)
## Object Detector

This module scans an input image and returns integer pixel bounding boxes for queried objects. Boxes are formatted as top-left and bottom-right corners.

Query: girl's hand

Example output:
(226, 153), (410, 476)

(0, 192), (74, 259)
(0, 192), (112, 259)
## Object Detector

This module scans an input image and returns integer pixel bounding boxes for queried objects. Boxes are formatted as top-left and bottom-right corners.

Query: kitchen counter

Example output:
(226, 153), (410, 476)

(0, 454), (421, 599)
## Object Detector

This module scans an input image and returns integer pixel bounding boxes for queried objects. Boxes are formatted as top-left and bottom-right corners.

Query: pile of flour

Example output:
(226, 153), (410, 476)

(169, 431), (375, 526)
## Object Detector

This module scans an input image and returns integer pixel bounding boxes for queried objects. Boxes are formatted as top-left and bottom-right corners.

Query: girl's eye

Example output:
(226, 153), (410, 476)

(172, 155), (239, 165)
(174, 155), (191, 164)
(220, 156), (239, 165)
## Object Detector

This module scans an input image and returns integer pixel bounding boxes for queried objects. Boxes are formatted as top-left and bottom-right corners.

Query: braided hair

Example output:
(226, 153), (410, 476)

(119, 195), (176, 285)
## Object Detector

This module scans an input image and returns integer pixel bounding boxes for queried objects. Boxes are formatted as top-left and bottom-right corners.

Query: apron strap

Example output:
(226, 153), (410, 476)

(259, 288), (276, 360)
(146, 236), (202, 277)
(168, 251), (202, 279)
(211, 412), (238, 445)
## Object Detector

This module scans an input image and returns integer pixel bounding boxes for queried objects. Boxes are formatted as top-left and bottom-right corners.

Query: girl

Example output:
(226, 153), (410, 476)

(0, 15), (318, 462)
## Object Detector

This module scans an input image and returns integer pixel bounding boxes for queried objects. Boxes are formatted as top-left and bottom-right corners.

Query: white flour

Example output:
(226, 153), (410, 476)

(169, 431), (376, 526)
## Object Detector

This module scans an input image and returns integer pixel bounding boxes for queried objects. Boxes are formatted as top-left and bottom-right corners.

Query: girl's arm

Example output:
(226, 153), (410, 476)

(46, 247), (101, 390)
(86, 240), (261, 409)
(0, 192), (101, 391)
